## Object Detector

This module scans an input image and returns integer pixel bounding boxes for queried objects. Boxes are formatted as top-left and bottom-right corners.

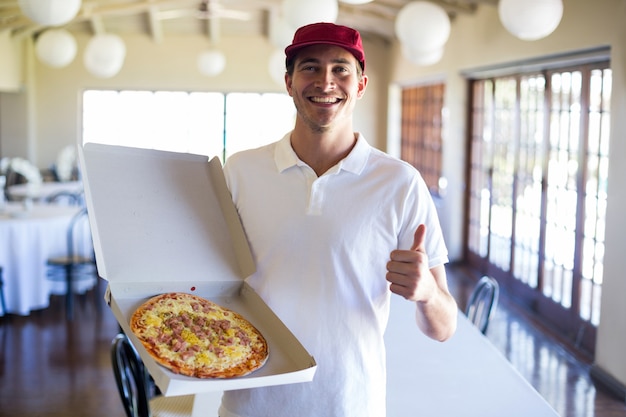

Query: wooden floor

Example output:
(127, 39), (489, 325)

(1, 265), (625, 417)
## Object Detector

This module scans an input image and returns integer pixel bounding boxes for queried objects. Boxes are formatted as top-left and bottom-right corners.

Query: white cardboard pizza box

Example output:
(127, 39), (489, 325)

(78, 142), (317, 396)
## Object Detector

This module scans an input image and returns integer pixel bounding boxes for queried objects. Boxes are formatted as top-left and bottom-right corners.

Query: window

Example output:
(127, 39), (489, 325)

(82, 90), (296, 161)
(400, 83), (444, 196)
(466, 59), (611, 356)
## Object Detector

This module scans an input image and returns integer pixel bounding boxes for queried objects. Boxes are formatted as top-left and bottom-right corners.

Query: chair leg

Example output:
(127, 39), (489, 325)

(65, 265), (73, 321)
(92, 275), (102, 313)
(0, 268), (7, 317)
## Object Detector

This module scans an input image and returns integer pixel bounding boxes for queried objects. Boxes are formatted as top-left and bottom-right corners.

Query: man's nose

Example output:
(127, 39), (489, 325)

(314, 68), (336, 89)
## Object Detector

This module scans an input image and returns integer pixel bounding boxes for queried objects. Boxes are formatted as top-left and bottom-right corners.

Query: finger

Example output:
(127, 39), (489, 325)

(410, 224), (426, 252)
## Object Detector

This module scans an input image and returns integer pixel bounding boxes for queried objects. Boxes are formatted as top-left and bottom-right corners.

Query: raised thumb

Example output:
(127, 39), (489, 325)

(410, 224), (427, 252)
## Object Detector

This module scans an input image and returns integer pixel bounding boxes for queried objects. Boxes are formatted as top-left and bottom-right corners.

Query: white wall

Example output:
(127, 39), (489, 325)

(0, 30), (21, 92)
(595, 0), (626, 393)
(0, 30), (27, 158)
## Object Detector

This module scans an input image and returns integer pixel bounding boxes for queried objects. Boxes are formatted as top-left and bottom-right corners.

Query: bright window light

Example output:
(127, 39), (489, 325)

(82, 90), (296, 162)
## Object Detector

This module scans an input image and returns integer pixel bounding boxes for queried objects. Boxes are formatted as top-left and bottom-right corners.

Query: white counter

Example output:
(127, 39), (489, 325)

(385, 296), (559, 417)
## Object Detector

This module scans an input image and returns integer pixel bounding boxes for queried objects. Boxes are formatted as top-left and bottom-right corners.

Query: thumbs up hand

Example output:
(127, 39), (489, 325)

(386, 224), (437, 302)
(387, 224), (458, 340)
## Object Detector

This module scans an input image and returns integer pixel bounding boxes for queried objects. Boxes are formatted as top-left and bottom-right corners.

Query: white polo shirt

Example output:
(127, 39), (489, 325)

(220, 132), (448, 417)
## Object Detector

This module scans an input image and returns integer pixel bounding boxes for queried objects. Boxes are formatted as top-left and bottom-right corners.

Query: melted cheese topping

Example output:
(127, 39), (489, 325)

(132, 293), (266, 377)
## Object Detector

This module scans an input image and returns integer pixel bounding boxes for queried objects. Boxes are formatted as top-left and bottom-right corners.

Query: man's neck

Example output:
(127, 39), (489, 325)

(290, 125), (357, 177)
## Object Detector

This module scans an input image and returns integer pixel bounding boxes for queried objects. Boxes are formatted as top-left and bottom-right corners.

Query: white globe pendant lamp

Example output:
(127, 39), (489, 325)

(498, 0), (563, 41)
(35, 29), (77, 68)
(401, 44), (444, 67)
(197, 49), (226, 77)
(395, 1), (450, 66)
(269, 16), (296, 50)
(18, 0), (82, 26)
(83, 33), (126, 78)
(282, 0), (338, 29)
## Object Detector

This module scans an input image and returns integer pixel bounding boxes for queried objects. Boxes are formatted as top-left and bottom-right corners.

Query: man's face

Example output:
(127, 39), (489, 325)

(286, 44), (367, 133)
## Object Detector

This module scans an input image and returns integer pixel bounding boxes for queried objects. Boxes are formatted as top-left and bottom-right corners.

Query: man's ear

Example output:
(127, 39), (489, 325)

(285, 73), (293, 96)
(357, 74), (368, 99)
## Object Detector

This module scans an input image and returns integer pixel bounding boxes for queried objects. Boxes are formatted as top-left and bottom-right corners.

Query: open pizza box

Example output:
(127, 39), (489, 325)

(77, 142), (317, 396)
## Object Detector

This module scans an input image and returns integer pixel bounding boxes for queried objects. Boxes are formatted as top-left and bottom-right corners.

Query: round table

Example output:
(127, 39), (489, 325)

(0, 202), (95, 316)
(7, 181), (83, 202)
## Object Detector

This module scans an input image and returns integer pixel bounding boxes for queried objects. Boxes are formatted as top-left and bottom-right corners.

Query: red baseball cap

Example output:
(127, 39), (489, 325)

(285, 22), (366, 72)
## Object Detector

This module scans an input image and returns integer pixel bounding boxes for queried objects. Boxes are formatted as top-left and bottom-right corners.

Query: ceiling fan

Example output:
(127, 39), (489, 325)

(156, 0), (251, 21)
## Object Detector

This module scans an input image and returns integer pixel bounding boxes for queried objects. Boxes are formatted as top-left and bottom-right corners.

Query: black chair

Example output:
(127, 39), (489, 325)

(0, 266), (7, 316)
(3, 168), (24, 201)
(45, 190), (83, 206)
(465, 275), (499, 335)
(46, 207), (98, 320)
(111, 333), (195, 417)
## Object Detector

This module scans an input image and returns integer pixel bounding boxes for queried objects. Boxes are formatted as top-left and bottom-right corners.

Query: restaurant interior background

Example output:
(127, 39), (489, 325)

(1, 0), (626, 403)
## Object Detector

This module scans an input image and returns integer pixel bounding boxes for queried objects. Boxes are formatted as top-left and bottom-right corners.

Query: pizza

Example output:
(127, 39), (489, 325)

(129, 292), (269, 378)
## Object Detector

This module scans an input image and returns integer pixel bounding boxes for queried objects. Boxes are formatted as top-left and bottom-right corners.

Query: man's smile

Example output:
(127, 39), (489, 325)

(309, 96), (341, 104)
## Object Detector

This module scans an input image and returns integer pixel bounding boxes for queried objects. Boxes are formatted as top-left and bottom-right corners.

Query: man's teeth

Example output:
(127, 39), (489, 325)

(310, 97), (339, 103)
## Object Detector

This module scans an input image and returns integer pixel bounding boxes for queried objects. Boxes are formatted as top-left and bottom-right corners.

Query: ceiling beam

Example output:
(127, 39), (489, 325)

(147, 4), (164, 43)
(0, 0), (491, 42)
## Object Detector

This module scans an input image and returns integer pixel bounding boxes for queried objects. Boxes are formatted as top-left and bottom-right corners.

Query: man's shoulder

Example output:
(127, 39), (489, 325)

(367, 146), (419, 175)
(352, 135), (417, 175)
(225, 141), (278, 166)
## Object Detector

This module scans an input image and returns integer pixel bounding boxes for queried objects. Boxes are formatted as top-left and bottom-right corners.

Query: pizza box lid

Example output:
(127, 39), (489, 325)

(78, 142), (254, 285)
(77, 142), (317, 394)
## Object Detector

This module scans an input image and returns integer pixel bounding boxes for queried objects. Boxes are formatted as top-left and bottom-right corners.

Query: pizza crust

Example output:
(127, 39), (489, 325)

(130, 292), (269, 379)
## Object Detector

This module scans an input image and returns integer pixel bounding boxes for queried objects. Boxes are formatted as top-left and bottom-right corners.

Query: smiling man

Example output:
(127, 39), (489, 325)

(219, 22), (457, 417)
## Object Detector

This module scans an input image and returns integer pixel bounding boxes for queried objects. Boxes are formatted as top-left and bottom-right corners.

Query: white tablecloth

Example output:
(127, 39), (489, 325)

(0, 202), (94, 316)
(7, 181), (83, 202)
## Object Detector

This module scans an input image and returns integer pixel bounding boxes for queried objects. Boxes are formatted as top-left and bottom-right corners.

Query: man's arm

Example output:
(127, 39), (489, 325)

(413, 264), (457, 341)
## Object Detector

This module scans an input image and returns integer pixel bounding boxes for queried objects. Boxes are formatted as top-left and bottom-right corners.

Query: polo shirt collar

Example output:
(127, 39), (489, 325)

(275, 131), (370, 175)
